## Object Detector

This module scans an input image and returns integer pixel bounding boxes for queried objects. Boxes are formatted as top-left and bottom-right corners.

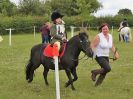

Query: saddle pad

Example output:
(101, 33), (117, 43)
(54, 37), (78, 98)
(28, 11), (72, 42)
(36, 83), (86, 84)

(43, 44), (54, 58)
(43, 43), (67, 58)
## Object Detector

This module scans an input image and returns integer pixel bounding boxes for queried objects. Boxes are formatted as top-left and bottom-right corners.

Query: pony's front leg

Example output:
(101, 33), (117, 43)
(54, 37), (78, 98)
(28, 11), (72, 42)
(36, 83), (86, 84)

(43, 67), (49, 86)
(65, 69), (75, 90)
(65, 68), (78, 87)
(71, 68), (78, 83)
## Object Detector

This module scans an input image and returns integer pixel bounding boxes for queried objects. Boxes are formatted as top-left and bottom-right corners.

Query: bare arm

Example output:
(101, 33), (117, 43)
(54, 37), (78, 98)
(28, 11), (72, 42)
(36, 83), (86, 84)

(111, 44), (119, 59)
(91, 35), (100, 51)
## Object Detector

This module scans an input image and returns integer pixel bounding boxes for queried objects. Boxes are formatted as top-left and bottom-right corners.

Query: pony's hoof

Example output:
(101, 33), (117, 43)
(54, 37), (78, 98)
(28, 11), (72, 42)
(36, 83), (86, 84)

(91, 74), (96, 82)
(28, 79), (33, 83)
(65, 82), (69, 87)
(45, 83), (49, 86)
(26, 77), (28, 80)
(72, 87), (76, 90)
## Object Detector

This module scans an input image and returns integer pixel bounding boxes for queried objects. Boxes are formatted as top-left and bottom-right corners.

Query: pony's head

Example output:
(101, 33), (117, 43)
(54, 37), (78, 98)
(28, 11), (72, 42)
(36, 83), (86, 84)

(78, 32), (93, 57)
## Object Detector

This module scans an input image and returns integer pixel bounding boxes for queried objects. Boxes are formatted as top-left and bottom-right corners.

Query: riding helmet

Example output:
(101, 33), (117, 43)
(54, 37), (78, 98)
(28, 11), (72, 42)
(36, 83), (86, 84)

(51, 11), (64, 21)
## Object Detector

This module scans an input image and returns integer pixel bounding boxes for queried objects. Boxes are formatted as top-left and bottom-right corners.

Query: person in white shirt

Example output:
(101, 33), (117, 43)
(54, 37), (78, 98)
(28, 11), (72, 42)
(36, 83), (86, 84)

(91, 23), (119, 86)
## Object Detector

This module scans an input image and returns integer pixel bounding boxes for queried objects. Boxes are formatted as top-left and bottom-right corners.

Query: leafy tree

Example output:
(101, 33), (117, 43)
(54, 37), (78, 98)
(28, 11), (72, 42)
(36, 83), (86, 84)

(43, 0), (101, 26)
(0, 0), (17, 16)
(118, 8), (132, 16)
(17, 0), (101, 18)
(76, 0), (102, 14)
(18, 0), (46, 15)
(48, 0), (76, 16)
(75, 0), (102, 23)
(46, 0), (101, 17)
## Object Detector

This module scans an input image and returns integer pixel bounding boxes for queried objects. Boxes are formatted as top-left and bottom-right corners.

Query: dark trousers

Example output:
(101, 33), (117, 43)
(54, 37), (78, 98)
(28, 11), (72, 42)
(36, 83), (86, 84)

(95, 56), (111, 74)
(42, 35), (49, 43)
(91, 56), (111, 86)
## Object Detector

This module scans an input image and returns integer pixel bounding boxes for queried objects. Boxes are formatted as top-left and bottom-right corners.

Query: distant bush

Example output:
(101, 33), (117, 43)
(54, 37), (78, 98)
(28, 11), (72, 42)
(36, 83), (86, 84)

(0, 15), (49, 34)
(0, 15), (133, 35)
(64, 15), (133, 29)
(90, 15), (133, 28)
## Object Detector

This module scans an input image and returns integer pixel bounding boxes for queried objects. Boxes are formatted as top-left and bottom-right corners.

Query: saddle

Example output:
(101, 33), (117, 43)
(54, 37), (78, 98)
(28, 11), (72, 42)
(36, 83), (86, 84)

(43, 42), (67, 58)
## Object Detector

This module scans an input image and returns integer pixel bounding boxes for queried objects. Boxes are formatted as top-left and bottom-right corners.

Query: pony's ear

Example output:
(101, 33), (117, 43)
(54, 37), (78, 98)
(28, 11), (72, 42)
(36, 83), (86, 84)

(79, 32), (87, 36)
(78, 32), (85, 40)
(78, 32), (82, 39)
(78, 32), (84, 38)
(79, 32), (89, 40)
(79, 32), (83, 38)
(79, 32), (81, 35)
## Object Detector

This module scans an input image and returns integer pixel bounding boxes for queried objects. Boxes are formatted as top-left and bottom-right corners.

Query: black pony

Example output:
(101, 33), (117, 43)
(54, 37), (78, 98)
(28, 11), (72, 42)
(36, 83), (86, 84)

(26, 32), (93, 90)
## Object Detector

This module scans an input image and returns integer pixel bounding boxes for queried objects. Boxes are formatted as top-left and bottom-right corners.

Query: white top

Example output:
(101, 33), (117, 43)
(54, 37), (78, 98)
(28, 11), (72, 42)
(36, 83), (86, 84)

(95, 32), (113, 57)
(56, 24), (65, 35)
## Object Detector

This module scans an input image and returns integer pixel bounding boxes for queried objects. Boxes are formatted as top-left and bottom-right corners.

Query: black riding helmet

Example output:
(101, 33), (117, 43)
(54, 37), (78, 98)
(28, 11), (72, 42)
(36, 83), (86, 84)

(51, 11), (64, 21)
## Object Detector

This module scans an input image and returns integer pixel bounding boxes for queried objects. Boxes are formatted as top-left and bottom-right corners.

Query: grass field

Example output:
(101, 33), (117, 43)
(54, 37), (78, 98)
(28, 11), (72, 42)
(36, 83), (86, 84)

(0, 30), (133, 99)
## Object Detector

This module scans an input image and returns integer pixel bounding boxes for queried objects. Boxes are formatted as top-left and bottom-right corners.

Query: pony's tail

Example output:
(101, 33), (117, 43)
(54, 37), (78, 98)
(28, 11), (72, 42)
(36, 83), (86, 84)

(25, 59), (32, 81)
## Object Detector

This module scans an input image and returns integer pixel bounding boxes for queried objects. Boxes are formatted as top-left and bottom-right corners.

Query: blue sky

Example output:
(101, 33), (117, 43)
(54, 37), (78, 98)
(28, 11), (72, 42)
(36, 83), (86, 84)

(10, 0), (133, 17)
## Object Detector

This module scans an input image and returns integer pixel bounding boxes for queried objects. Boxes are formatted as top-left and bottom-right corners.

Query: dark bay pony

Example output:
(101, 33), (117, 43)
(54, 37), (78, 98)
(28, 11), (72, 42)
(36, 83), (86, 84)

(26, 32), (93, 90)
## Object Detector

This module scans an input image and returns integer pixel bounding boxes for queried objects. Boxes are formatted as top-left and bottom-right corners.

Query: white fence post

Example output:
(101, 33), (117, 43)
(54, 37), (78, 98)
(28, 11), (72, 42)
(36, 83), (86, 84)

(34, 26), (36, 37)
(70, 26), (75, 37)
(53, 42), (60, 99)
(5, 28), (15, 46)
(54, 56), (60, 99)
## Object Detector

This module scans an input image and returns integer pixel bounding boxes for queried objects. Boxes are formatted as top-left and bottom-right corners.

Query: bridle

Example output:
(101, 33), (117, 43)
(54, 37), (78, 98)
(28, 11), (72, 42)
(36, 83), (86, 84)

(72, 35), (91, 61)
(79, 38), (90, 53)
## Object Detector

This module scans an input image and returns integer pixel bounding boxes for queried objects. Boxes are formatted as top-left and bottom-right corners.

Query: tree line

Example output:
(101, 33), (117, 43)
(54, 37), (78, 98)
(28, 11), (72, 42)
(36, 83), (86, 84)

(0, 0), (101, 17)
(0, 0), (133, 34)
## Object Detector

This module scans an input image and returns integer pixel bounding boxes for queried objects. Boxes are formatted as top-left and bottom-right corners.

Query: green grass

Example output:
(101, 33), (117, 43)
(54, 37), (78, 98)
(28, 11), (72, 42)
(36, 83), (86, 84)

(0, 30), (133, 99)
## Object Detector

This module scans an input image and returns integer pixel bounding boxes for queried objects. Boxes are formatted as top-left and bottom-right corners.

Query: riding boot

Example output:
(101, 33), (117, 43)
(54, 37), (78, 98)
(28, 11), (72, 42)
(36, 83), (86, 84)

(91, 68), (104, 81)
(95, 74), (106, 87)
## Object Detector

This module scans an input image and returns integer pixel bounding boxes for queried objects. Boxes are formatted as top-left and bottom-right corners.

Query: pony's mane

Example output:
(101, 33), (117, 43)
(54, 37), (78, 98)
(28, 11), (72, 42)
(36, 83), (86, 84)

(68, 35), (78, 42)
(68, 32), (88, 43)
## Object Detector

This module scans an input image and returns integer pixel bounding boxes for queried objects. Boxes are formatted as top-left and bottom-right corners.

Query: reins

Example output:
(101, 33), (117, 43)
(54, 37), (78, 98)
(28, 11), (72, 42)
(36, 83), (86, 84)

(71, 53), (87, 61)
